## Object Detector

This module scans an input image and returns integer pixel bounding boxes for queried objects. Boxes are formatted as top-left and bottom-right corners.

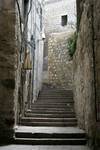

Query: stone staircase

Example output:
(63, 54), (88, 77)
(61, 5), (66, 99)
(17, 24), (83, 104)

(21, 88), (77, 127)
(14, 87), (87, 145)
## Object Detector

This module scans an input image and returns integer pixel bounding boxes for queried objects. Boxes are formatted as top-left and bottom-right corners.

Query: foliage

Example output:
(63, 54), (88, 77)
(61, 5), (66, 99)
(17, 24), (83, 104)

(67, 32), (77, 57)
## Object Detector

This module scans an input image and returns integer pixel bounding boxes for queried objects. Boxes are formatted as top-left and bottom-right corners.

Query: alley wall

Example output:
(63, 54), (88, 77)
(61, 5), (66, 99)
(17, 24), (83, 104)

(74, 0), (100, 146)
(0, 0), (16, 141)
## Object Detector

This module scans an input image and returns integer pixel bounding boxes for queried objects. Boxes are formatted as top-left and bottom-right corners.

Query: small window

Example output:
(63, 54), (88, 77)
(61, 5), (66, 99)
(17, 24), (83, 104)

(61, 15), (68, 26)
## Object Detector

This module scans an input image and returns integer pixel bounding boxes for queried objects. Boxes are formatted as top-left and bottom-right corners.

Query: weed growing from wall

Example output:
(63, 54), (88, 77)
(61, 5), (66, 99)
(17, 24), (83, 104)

(67, 32), (77, 57)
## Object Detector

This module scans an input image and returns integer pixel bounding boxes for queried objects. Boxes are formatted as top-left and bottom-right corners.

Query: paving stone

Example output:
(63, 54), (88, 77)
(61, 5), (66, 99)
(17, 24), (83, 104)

(0, 145), (90, 150)
(15, 126), (85, 134)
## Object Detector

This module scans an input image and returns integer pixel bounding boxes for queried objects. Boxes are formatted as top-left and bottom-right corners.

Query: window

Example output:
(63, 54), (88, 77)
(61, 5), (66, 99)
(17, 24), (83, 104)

(61, 15), (68, 26)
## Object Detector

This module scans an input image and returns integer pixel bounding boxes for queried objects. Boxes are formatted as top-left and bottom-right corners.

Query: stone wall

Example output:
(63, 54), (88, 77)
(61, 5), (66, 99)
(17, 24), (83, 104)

(0, 0), (16, 141)
(43, 0), (76, 76)
(0, 0), (33, 141)
(73, 0), (97, 143)
(93, 0), (100, 146)
(76, 0), (85, 30)
(48, 32), (73, 89)
(94, 0), (100, 121)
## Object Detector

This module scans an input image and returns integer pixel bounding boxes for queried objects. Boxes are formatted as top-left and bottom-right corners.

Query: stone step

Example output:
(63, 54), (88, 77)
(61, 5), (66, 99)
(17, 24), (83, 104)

(34, 101), (74, 105)
(25, 110), (75, 114)
(21, 117), (77, 122)
(38, 97), (73, 99)
(38, 95), (72, 98)
(41, 95), (72, 97)
(15, 127), (86, 139)
(39, 92), (73, 97)
(33, 101), (74, 104)
(30, 108), (74, 112)
(14, 137), (87, 145)
(38, 99), (73, 102)
(24, 113), (76, 118)
(37, 99), (73, 102)
(41, 88), (73, 94)
(15, 132), (86, 139)
(41, 92), (72, 94)
(14, 127), (87, 145)
(32, 100), (74, 106)
(40, 89), (73, 94)
(31, 103), (74, 108)
(39, 93), (73, 96)
(20, 121), (77, 127)
(39, 95), (73, 98)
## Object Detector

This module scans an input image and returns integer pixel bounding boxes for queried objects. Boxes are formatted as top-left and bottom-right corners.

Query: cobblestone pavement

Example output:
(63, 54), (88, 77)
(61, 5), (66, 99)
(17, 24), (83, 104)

(0, 145), (91, 150)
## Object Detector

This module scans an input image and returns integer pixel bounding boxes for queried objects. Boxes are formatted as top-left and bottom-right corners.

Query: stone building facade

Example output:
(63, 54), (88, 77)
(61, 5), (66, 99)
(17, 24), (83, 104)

(43, 0), (76, 88)
(44, 0), (76, 34)
(0, 0), (44, 141)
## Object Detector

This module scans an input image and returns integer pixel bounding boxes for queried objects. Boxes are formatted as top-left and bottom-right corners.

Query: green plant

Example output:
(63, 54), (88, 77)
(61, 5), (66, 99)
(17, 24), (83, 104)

(67, 32), (77, 57)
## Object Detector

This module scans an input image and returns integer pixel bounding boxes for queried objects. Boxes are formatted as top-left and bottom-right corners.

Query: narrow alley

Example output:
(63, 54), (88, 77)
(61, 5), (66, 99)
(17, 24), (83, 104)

(0, 0), (100, 150)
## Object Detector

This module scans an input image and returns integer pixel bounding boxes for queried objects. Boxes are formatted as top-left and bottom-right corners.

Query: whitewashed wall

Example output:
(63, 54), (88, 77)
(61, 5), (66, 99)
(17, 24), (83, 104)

(44, 0), (76, 34)
(31, 0), (44, 101)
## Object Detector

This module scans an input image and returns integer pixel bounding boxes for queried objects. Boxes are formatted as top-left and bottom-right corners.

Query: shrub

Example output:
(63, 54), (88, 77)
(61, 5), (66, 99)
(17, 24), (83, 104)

(67, 32), (77, 57)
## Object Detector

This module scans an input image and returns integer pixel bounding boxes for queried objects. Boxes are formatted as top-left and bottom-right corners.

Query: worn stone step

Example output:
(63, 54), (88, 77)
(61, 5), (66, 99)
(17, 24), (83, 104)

(15, 126), (86, 139)
(40, 93), (72, 95)
(15, 127), (86, 139)
(15, 132), (86, 139)
(39, 95), (73, 98)
(34, 101), (74, 105)
(25, 110), (74, 114)
(14, 137), (87, 145)
(25, 111), (75, 115)
(30, 106), (74, 110)
(41, 95), (72, 97)
(40, 90), (72, 93)
(31, 103), (74, 108)
(34, 102), (74, 106)
(20, 121), (77, 127)
(39, 92), (73, 94)
(39, 96), (73, 98)
(32, 101), (74, 107)
(41, 91), (73, 93)
(21, 117), (77, 123)
(37, 100), (73, 103)
(24, 113), (76, 118)
(30, 108), (74, 112)
(37, 99), (73, 102)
